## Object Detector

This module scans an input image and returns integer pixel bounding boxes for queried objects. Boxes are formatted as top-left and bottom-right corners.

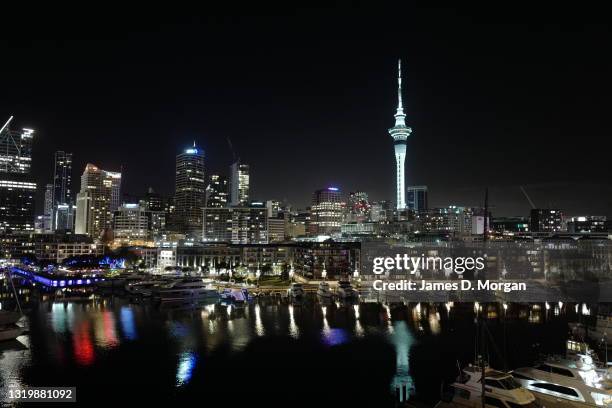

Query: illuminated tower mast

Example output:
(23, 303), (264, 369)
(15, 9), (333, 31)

(388, 59), (412, 210)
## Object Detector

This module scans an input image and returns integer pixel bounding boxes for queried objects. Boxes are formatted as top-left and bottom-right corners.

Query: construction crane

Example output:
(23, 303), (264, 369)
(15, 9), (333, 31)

(227, 136), (238, 164)
(0, 116), (13, 135)
(520, 185), (536, 209)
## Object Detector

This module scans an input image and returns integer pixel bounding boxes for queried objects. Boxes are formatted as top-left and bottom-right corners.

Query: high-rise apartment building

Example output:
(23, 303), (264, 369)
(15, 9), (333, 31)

(0, 117), (36, 232)
(174, 145), (206, 238)
(206, 174), (228, 208)
(202, 206), (268, 244)
(74, 163), (122, 239)
(309, 187), (345, 236)
(112, 203), (152, 245)
(230, 162), (249, 206)
(53, 151), (72, 206)
(406, 185), (428, 212)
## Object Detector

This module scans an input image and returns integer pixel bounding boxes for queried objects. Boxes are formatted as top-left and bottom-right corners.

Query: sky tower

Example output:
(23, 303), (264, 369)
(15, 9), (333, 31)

(388, 59), (412, 210)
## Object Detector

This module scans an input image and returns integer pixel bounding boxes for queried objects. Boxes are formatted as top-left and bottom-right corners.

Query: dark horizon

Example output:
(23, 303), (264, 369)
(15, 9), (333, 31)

(2, 4), (611, 217)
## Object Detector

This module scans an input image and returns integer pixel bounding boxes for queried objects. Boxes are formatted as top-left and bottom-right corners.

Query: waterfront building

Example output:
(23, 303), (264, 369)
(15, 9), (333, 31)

(406, 185), (428, 212)
(203, 206), (268, 244)
(206, 174), (228, 208)
(229, 161), (249, 206)
(112, 203), (153, 246)
(0, 232), (102, 263)
(530, 209), (564, 233)
(0, 118), (36, 232)
(34, 235), (104, 263)
(309, 187), (345, 236)
(388, 60), (412, 210)
(165, 241), (359, 279)
(566, 215), (606, 233)
(74, 163), (122, 239)
(174, 144), (206, 238)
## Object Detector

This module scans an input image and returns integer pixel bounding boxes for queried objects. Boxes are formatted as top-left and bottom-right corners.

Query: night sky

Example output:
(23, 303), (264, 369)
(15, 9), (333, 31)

(2, 4), (611, 217)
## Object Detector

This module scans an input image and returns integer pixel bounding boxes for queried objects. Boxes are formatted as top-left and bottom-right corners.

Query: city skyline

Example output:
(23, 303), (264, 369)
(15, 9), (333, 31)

(1, 5), (611, 217)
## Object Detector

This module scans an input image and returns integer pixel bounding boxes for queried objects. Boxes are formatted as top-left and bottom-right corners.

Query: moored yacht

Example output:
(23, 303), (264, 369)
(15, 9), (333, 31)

(437, 364), (538, 408)
(0, 324), (25, 342)
(336, 280), (358, 300)
(512, 346), (612, 408)
(155, 278), (219, 302)
(316, 281), (332, 299)
(288, 283), (305, 299)
(125, 280), (164, 297)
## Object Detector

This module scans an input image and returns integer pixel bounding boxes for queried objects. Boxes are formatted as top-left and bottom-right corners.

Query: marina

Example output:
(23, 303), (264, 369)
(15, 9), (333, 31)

(0, 271), (609, 407)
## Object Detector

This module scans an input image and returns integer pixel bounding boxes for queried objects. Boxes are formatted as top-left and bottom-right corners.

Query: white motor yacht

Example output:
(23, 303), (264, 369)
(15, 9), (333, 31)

(436, 364), (538, 408)
(0, 324), (25, 342)
(288, 283), (305, 299)
(316, 281), (332, 299)
(0, 311), (22, 326)
(155, 278), (219, 302)
(512, 342), (612, 408)
(336, 280), (358, 300)
(125, 280), (163, 297)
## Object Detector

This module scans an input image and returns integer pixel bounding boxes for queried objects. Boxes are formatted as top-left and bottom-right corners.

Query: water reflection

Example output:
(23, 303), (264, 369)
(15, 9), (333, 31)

(389, 320), (415, 395)
(0, 296), (582, 405)
(120, 306), (137, 341)
(176, 351), (197, 387)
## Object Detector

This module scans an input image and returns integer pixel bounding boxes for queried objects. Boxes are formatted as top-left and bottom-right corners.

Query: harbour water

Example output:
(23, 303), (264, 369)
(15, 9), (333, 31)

(0, 288), (607, 406)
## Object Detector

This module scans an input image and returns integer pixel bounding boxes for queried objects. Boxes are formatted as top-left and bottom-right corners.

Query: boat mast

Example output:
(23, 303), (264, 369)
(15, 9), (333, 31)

(5, 268), (23, 315)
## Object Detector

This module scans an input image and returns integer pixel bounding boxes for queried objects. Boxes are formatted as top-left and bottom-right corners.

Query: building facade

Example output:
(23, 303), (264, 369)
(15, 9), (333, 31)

(112, 203), (153, 245)
(309, 188), (345, 236)
(174, 145), (206, 238)
(203, 206), (268, 244)
(406, 185), (428, 212)
(229, 162), (249, 206)
(0, 118), (36, 232)
(74, 163), (122, 239)
(206, 174), (228, 208)
(530, 209), (564, 233)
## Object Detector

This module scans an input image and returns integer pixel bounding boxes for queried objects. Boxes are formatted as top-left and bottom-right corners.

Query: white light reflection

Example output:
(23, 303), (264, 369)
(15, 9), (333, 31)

(288, 305), (299, 339)
(254, 304), (265, 337)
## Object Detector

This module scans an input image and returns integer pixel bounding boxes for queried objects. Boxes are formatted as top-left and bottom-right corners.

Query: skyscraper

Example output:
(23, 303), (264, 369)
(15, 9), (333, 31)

(406, 185), (428, 212)
(44, 184), (54, 217)
(174, 144), (206, 238)
(74, 163), (121, 238)
(388, 59), (412, 210)
(53, 151), (72, 206)
(0, 117), (36, 232)
(230, 161), (249, 206)
(309, 187), (345, 236)
(206, 174), (228, 208)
